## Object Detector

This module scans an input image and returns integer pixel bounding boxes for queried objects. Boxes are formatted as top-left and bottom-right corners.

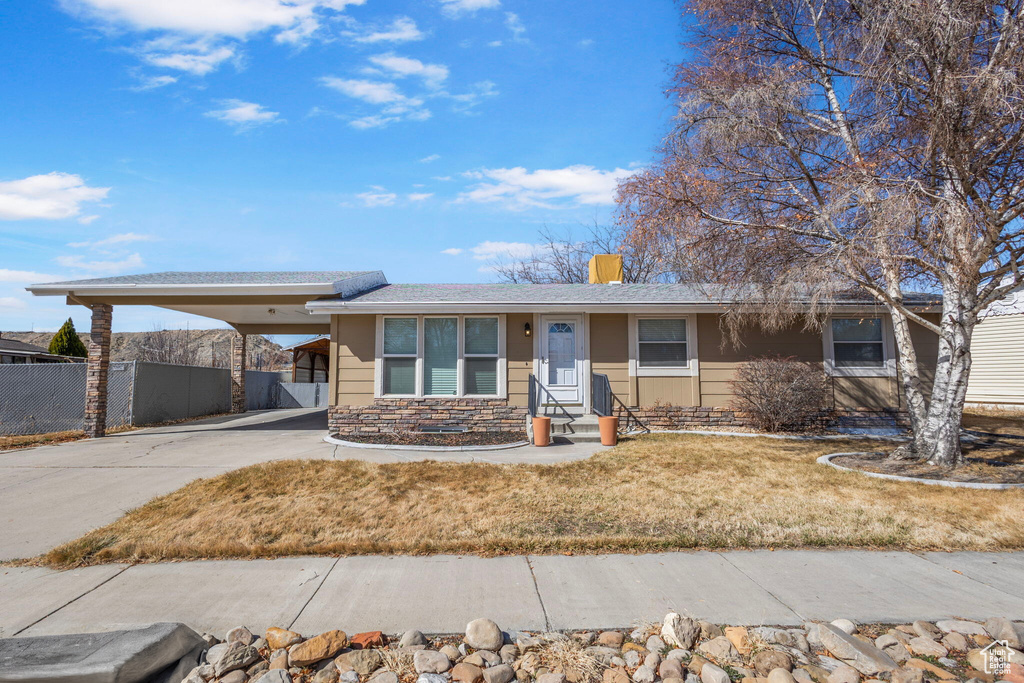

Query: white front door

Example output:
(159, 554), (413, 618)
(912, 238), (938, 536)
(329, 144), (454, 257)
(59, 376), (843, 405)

(540, 315), (583, 403)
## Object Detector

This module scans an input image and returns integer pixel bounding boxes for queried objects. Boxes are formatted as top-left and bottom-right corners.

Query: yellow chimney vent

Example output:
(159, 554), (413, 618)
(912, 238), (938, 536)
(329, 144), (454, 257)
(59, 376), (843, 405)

(588, 254), (624, 284)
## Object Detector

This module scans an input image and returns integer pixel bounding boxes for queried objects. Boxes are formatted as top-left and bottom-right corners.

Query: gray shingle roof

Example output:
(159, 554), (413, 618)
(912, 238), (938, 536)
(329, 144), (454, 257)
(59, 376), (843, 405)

(339, 283), (941, 306)
(34, 271), (377, 287)
(0, 338), (49, 354)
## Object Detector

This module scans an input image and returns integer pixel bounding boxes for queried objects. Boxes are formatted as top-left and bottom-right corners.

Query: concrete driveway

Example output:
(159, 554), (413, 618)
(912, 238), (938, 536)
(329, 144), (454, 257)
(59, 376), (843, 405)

(0, 409), (599, 561)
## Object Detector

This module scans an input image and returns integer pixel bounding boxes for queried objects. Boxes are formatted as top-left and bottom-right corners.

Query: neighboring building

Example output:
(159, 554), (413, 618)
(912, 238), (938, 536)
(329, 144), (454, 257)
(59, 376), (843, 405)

(27, 267), (943, 437)
(966, 285), (1024, 407)
(0, 333), (75, 364)
(282, 335), (330, 383)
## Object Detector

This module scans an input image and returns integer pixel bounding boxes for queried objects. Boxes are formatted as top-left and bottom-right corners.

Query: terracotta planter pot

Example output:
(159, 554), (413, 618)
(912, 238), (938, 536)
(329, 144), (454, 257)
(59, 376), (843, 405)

(532, 416), (551, 447)
(598, 415), (619, 446)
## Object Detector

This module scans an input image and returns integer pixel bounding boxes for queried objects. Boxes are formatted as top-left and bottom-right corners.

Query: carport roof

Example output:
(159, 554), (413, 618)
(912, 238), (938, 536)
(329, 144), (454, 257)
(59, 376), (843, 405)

(28, 270), (385, 295)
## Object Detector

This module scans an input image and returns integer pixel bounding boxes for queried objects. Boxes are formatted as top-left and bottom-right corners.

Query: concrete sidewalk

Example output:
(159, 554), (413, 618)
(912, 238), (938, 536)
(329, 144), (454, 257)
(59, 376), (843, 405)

(3, 550), (1023, 638)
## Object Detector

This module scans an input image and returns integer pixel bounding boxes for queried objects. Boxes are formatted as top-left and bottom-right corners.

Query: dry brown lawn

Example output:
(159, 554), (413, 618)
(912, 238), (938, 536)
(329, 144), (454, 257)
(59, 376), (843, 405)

(35, 431), (1024, 568)
(962, 406), (1024, 436)
(0, 430), (87, 452)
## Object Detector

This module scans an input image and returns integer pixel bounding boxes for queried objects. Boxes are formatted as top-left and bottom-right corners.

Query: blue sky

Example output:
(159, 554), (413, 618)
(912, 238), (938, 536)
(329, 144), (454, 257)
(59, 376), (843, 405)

(0, 0), (683, 334)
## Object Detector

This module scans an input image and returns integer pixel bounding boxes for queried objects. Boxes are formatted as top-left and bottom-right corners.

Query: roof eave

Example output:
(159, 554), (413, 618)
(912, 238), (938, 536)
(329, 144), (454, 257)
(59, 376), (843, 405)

(305, 300), (939, 314)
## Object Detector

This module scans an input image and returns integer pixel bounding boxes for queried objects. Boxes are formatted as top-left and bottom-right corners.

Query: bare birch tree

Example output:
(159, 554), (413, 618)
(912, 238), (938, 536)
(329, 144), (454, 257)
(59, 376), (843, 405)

(618, 0), (1024, 466)
(492, 223), (671, 283)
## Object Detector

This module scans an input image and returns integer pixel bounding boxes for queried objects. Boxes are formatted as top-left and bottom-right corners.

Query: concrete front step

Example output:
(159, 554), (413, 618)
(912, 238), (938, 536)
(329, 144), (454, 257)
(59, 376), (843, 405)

(547, 415), (605, 442)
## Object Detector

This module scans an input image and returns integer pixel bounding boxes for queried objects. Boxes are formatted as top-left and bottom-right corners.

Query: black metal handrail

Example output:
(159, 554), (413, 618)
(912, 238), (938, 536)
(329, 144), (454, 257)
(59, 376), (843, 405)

(591, 372), (649, 435)
(527, 374), (574, 421)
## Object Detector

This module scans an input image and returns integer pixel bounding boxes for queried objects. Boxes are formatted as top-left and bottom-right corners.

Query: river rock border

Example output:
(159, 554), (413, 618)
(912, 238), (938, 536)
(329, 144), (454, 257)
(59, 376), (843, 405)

(818, 452), (1024, 489)
(185, 614), (1024, 683)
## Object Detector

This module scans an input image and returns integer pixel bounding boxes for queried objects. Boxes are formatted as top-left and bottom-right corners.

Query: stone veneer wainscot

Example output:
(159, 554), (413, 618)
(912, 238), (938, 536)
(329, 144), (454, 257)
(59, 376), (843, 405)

(329, 398), (529, 435)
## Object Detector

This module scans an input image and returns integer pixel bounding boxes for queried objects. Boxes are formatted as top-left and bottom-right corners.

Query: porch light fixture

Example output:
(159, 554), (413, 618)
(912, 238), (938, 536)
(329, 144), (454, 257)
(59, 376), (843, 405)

(524, 322), (532, 338)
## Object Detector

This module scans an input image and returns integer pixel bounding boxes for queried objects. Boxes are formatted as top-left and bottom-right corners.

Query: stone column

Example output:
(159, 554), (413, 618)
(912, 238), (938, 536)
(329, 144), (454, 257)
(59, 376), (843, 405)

(83, 304), (112, 438)
(231, 332), (247, 414)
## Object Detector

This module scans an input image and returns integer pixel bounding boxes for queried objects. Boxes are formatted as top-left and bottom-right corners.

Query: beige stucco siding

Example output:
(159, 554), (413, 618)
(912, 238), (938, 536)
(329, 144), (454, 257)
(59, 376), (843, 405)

(507, 313), (533, 407)
(590, 314), (632, 404)
(966, 313), (1024, 405)
(334, 314), (375, 406)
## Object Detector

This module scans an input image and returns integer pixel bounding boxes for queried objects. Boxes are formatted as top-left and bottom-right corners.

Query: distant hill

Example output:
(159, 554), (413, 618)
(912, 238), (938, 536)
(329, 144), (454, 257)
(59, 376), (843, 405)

(1, 329), (290, 371)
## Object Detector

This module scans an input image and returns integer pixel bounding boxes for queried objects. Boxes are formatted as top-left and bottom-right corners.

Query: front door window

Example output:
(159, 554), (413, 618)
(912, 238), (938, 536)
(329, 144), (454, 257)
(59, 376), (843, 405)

(547, 322), (576, 386)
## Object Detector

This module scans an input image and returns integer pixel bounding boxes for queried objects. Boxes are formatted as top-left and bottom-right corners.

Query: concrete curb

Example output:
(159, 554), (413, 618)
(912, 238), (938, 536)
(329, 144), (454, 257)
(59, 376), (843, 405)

(324, 434), (531, 452)
(817, 452), (1024, 489)
(652, 429), (910, 442)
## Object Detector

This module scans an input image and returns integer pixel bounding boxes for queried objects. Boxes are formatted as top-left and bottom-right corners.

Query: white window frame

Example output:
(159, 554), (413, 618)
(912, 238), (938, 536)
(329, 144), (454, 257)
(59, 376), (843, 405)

(628, 313), (699, 377)
(375, 314), (507, 398)
(823, 314), (897, 377)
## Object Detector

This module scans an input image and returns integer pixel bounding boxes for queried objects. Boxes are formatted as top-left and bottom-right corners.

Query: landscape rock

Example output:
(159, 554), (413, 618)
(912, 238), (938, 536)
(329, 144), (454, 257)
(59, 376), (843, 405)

(936, 620), (987, 637)
(941, 633), (968, 652)
(216, 642), (260, 677)
(701, 623), (725, 640)
(484, 664), (516, 683)
(701, 663), (730, 683)
(401, 631), (429, 648)
(227, 628), (255, 647)
(831, 621), (858, 636)
(791, 669), (815, 683)
(904, 659), (956, 681)
(752, 651), (794, 676)
(499, 645), (517, 665)
(441, 645), (461, 661)
(207, 644), (230, 669)
(907, 637), (947, 658)
(288, 631), (349, 668)
(270, 654), (288, 670)
(452, 663), (485, 683)
(518, 635), (543, 652)
(726, 628), (753, 656)
(688, 656), (709, 676)
(220, 671), (247, 683)
(368, 673), (399, 683)
(986, 618), (1024, 649)
(890, 668), (924, 683)
(466, 619), (504, 652)
(827, 665), (860, 683)
(633, 666), (656, 683)
(624, 651), (642, 668)
(752, 629), (794, 649)
(414, 650), (452, 674)
(647, 636), (667, 653)
(351, 632), (386, 650)
(266, 629), (304, 651)
(537, 675), (567, 683)
(586, 647), (624, 665)
(313, 668), (339, 683)
(604, 669), (630, 683)
(644, 653), (661, 669)
(255, 672), (292, 683)
(663, 614), (701, 650)
(667, 650), (691, 661)
(698, 636), (740, 662)
(912, 622), (941, 640)
(660, 659), (685, 680)
(768, 669), (797, 683)
(335, 649), (383, 676)
(419, 675), (448, 683)
(816, 624), (898, 676)
(599, 632), (626, 649)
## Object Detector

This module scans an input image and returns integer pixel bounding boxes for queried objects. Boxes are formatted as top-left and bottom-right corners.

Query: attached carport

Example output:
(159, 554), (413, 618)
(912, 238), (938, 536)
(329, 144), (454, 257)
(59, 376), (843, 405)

(27, 270), (386, 437)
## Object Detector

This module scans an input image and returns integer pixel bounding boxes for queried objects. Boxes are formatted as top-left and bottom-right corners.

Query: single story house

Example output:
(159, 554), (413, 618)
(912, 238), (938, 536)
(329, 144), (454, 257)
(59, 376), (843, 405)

(27, 266), (942, 437)
(0, 334), (75, 364)
(965, 284), (1024, 407)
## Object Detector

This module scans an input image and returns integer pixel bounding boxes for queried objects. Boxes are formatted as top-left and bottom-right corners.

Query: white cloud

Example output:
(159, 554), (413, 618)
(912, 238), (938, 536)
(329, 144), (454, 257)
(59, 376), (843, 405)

(449, 80), (498, 112)
(357, 191), (398, 207)
(55, 253), (145, 274)
(131, 74), (179, 90)
(78, 214), (101, 225)
(487, 40), (502, 47)
(468, 240), (537, 260)
(63, 0), (367, 76)
(68, 232), (157, 249)
(0, 269), (60, 283)
(408, 193), (433, 201)
(419, 154), (441, 163)
(578, 38), (594, 48)
(367, 53), (449, 89)
(458, 164), (634, 209)
(0, 172), (110, 221)
(439, 0), (501, 17)
(353, 16), (424, 43)
(320, 77), (430, 127)
(504, 12), (526, 42)
(63, 0), (365, 39)
(0, 296), (27, 310)
(205, 99), (282, 129)
(441, 248), (463, 255)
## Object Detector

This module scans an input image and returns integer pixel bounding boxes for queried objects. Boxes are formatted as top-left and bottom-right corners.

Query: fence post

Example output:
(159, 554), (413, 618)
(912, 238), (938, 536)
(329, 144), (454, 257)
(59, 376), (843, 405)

(230, 333), (247, 414)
